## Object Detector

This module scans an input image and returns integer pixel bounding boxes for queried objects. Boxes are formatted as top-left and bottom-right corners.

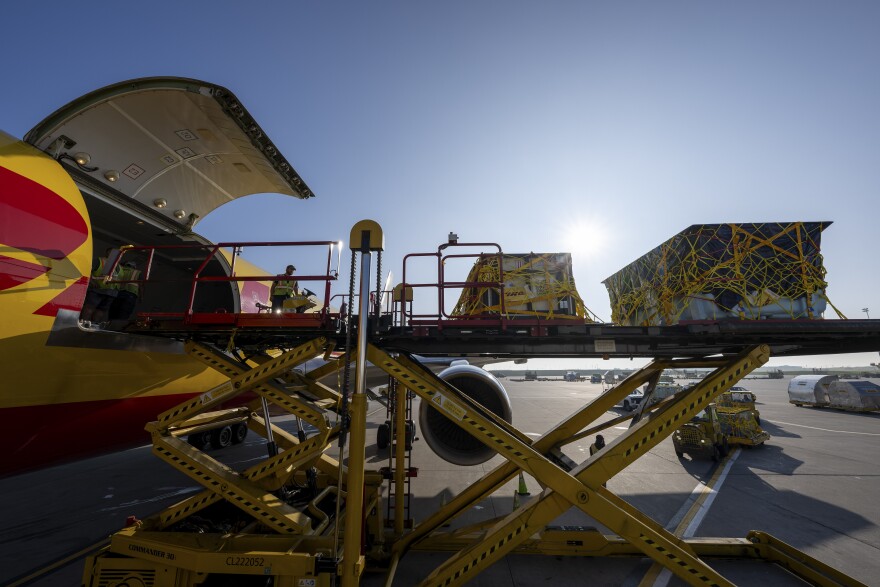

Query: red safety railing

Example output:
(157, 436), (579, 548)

(105, 240), (342, 326)
(399, 242), (509, 332)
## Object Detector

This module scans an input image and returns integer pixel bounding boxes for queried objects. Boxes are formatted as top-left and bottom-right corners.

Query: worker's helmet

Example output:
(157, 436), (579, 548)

(286, 265), (296, 272)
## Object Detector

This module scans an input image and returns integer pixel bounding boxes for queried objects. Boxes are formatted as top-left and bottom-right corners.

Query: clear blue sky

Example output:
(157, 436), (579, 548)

(4, 2), (879, 368)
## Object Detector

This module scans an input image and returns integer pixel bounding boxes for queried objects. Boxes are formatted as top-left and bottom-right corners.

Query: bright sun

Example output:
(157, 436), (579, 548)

(562, 219), (609, 262)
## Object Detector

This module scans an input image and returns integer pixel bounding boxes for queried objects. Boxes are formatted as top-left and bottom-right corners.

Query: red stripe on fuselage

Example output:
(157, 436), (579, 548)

(2, 393), (200, 478)
(0, 253), (50, 290)
(0, 165), (89, 289)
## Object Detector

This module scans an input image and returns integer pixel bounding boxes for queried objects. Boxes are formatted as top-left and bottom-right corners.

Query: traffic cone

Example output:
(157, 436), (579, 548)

(517, 472), (530, 497)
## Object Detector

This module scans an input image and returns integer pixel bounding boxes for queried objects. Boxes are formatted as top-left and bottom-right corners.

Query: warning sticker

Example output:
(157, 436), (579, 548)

(431, 393), (466, 421)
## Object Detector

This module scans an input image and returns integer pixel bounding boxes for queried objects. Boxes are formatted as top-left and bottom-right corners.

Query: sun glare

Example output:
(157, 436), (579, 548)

(562, 219), (609, 262)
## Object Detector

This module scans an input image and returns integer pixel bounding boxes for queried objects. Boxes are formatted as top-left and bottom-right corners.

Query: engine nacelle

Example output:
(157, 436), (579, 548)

(418, 365), (512, 466)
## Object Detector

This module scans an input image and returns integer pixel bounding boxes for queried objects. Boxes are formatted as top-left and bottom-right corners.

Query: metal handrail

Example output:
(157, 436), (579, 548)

(106, 240), (342, 322)
(400, 242), (508, 331)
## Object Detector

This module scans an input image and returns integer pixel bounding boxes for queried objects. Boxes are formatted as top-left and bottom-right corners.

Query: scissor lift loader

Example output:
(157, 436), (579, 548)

(83, 221), (869, 587)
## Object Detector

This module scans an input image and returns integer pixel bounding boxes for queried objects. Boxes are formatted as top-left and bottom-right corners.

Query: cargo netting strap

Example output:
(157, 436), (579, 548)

(602, 222), (839, 325)
(451, 253), (598, 321)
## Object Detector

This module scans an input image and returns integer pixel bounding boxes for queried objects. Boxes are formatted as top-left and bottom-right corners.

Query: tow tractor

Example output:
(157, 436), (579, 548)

(672, 403), (730, 461)
(80, 222), (875, 587)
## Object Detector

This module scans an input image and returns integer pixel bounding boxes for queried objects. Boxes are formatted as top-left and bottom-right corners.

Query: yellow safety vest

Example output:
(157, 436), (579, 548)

(91, 257), (119, 290)
(117, 267), (141, 295)
(273, 276), (298, 297)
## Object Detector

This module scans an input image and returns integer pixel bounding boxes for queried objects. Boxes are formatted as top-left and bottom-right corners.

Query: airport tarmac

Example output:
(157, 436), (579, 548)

(2, 376), (878, 586)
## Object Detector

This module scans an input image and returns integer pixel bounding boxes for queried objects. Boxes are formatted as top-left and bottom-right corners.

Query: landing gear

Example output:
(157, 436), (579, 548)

(376, 419), (415, 451)
(187, 431), (209, 449)
(211, 425), (233, 448)
(232, 422), (248, 444)
(377, 422), (390, 450)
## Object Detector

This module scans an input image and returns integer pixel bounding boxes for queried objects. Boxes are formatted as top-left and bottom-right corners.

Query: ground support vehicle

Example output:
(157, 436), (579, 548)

(717, 406), (770, 447)
(619, 388), (644, 411)
(717, 388), (760, 422)
(672, 404), (730, 461)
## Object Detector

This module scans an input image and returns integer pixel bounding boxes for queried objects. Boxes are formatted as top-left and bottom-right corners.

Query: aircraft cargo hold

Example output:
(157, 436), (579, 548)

(452, 252), (595, 320)
(602, 222), (835, 326)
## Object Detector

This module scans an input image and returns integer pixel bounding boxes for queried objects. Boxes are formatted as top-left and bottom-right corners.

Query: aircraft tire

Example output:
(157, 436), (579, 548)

(377, 423), (390, 450)
(232, 423), (248, 444)
(212, 426), (233, 449)
(188, 432), (209, 449)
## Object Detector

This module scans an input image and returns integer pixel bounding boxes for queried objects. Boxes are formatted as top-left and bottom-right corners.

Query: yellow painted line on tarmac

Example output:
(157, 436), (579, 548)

(637, 448), (741, 587)
(6, 537), (109, 586)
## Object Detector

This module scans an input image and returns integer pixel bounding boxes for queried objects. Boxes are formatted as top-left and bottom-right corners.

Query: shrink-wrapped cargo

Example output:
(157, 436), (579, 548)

(602, 222), (833, 326)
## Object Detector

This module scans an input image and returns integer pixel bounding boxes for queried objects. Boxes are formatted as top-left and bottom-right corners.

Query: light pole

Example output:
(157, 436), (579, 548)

(863, 307), (870, 319)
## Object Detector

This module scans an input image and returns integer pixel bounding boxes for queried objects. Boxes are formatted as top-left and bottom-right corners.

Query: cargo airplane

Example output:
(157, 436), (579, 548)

(0, 77), (321, 476)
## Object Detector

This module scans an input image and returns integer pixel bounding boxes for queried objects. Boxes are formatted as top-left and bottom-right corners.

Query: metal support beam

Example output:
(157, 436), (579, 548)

(366, 344), (769, 586)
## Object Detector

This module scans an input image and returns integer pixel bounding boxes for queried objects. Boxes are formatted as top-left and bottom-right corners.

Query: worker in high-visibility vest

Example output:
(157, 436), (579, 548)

(270, 264), (299, 313)
(110, 261), (141, 321)
(589, 435), (607, 487)
(81, 248), (120, 326)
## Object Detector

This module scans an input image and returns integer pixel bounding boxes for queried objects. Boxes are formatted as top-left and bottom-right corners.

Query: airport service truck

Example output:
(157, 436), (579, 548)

(672, 405), (730, 461)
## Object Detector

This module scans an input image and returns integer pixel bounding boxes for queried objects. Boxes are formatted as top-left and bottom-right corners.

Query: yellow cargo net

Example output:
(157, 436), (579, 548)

(451, 253), (598, 322)
(718, 409), (767, 442)
(603, 222), (844, 325)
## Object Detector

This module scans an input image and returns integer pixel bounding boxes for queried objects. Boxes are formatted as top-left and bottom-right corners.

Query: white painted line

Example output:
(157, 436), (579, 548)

(766, 420), (880, 436)
(683, 449), (739, 537)
(649, 450), (740, 587)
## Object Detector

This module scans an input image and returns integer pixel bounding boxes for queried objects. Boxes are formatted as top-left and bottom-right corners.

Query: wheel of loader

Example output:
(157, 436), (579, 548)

(720, 436), (730, 457)
(232, 422), (248, 444)
(211, 425), (233, 448)
(711, 444), (721, 462)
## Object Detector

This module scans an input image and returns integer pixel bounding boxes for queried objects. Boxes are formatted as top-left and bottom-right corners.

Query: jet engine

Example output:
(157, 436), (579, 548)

(418, 364), (512, 466)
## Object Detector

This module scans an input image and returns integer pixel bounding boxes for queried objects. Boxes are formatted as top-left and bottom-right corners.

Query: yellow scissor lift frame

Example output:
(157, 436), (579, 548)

(367, 344), (863, 587)
(83, 335), (388, 587)
(82, 219), (865, 587)
(83, 337), (864, 587)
